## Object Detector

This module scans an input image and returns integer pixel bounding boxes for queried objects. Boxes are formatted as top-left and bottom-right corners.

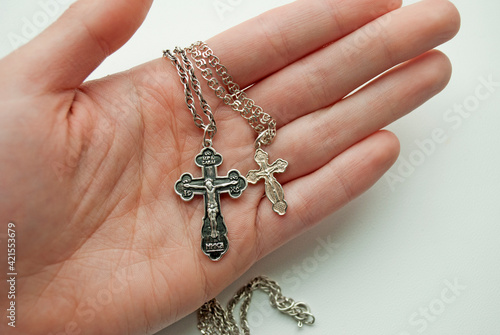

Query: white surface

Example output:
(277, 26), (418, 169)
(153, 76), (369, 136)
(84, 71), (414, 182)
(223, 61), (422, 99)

(1, 0), (499, 334)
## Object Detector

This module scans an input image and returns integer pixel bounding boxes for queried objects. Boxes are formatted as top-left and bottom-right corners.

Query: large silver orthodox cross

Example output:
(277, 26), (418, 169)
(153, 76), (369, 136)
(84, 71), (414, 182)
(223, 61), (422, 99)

(175, 147), (247, 261)
(247, 149), (288, 215)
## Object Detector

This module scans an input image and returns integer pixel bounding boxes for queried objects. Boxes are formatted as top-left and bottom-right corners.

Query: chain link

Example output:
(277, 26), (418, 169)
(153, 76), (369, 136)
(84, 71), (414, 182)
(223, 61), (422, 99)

(197, 276), (315, 335)
(163, 47), (217, 144)
(185, 41), (276, 147)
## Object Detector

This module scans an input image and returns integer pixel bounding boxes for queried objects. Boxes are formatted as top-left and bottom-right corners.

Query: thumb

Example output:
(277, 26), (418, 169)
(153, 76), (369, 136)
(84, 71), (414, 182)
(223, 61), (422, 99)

(2, 0), (153, 92)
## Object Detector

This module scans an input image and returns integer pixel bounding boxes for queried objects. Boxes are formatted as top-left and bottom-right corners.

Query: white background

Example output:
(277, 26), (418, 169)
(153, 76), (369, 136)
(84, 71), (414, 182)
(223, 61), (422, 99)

(1, 0), (499, 334)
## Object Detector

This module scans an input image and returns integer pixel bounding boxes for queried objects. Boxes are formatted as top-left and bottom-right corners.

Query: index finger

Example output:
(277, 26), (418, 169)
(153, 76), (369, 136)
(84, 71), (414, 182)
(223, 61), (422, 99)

(206, 0), (402, 88)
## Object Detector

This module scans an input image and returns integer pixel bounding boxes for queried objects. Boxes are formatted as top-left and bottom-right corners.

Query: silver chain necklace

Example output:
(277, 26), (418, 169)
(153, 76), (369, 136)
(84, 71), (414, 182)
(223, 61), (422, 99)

(164, 47), (247, 261)
(198, 276), (315, 334)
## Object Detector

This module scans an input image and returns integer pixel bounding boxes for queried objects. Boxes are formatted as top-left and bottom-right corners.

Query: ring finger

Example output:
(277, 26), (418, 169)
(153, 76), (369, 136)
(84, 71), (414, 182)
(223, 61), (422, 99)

(268, 50), (452, 185)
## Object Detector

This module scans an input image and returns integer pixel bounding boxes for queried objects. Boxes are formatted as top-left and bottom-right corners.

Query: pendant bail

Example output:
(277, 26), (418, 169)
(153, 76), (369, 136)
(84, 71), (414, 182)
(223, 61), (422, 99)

(254, 130), (270, 149)
(203, 124), (216, 147)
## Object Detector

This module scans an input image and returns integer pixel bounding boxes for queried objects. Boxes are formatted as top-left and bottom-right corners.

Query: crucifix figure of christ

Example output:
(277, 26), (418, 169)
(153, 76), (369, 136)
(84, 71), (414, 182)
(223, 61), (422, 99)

(247, 148), (288, 215)
(175, 147), (247, 261)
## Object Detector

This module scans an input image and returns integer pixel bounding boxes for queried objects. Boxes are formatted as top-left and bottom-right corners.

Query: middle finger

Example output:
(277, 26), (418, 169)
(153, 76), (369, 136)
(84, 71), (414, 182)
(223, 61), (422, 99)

(243, 0), (460, 127)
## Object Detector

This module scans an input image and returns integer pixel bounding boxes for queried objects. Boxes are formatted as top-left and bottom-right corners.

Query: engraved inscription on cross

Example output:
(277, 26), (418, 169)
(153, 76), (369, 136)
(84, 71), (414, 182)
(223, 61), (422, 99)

(247, 148), (288, 215)
(175, 147), (247, 261)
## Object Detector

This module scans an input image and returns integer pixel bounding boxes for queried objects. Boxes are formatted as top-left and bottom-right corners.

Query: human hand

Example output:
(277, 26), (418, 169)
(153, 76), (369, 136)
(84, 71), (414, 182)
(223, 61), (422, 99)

(0, 0), (459, 333)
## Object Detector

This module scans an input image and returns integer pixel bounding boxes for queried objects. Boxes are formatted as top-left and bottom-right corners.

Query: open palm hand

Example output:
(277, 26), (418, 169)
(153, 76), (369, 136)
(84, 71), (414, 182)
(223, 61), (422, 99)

(0, 0), (459, 334)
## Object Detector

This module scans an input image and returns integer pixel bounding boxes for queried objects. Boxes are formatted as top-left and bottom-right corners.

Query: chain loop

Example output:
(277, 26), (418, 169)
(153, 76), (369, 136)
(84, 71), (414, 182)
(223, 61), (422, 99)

(197, 276), (315, 335)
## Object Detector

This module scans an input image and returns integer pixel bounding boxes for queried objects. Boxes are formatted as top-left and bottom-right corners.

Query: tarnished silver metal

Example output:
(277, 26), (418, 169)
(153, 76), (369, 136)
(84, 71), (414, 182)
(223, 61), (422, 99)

(197, 276), (315, 334)
(174, 147), (247, 261)
(247, 148), (288, 215)
(185, 41), (276, 147)
(165, 47), (247, 260)
(203, 124), (216, 148)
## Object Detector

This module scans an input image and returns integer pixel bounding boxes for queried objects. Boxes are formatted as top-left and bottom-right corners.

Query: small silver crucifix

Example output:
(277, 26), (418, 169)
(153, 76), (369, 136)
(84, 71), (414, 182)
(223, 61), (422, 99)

(247, 148), (288, 215)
